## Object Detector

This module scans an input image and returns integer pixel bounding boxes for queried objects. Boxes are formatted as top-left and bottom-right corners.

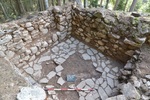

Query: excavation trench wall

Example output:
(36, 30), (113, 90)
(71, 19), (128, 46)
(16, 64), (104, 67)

(0, 4), (150, 68)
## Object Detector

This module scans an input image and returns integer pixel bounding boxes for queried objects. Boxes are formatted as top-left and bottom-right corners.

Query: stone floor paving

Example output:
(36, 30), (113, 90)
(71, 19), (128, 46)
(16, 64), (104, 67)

(21, 37), (124, 100)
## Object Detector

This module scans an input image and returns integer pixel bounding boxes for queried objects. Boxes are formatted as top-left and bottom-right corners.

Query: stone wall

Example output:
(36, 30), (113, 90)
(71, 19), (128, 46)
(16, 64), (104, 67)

(0, 4), (150, 67)
(0, 5), (72, 68)
(71, 6), (150, 62)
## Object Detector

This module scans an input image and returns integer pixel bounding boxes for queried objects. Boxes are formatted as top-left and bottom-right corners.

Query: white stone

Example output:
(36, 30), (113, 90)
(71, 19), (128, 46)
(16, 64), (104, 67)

(25, 22), (32, 28)
(42, 41), (48, 47)
(101, 81), (107, 89)
(70, 44), (76, 48)
(107, 77), (114, 88)
(120, 83), (141, 100)
(47, 71), (56, 79)
(96, 78), (104, 85)
(0, 35), (12, 44)
(56, 58), (66, 64)
(104, 67), (110, 73)
(85, 79), (95, 88)
(91, 56), (96, 62)
(39, 78), (49, 83)
(25, 67), (34, 75)
(51, 46), (59, 53)
(29, 55), (36, 61)
(98, 52), (104, 57)
(82, 53), (91, 60)
(98, 87), (108, 100)
(41, 28), (48, 34)
(33, 70), (41, 78)
(105, 86), (112, 96)
(105, 60), (110, 64)
(25, 49), (31, 55)
(38, 56), (51, 63)
(112, 67), (119, 73)
(17, 86), (46, 100)
(77, 81), (86, 88)
(33, 64), (42, 70)
(57, 72), (62, 76)
(57, 77), (65, 85)
(93, 62), (97, 67)
(30, 46), (38, 54)
(102, 72), (107, 79)
(87, 49), (94, 56)
(27, 27), (34, 31)
(101, 62), (106, 68)
(52, 34), (58, 42)
(90, 48), (98, 54)
(55, 65), (64, 72)
(78, 50), (85, 54)
(96, 67), (103, 73)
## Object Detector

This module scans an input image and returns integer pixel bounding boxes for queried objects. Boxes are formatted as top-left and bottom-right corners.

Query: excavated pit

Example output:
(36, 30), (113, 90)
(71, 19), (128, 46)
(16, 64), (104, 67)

(19, 37), (124, 100)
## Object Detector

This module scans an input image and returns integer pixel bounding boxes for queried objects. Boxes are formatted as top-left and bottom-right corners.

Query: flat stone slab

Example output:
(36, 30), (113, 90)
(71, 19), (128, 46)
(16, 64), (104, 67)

(55, 65), (64, 72)
(82, 53), (91, 60)
(98, 87), (108, 100)
(39, 78), (49, 83)
(25, 67), (34, 75)
(85, 79), (95, 88)
(47, 71), (56, 80)
(57, 77), (65, 85)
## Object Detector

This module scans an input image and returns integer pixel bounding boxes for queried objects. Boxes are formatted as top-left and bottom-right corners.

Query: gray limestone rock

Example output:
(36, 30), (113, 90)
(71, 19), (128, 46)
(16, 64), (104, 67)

(47, 71), (56, 80)
(25, 22), (32, 28)
(82, 53), (91, 60)
(25, 67), (34, 75)
(30, 46), (38, 54)
(39, 78), (49, 83)
(55, 65), (64, 72)
(120, 83), (141, 100)
(85, 79), (95, 88)
(57, 77), (65, 85)
(98, 87), (108, 100)
(77, 81), (86, 89)
(52, 34), (58, 42)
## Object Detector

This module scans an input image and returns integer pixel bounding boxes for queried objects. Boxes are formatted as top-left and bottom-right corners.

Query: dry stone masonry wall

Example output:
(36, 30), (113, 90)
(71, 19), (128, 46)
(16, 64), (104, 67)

(0, 4), (150, 100)
(71, 6), (150, 62)
(0, 5), (72, 68)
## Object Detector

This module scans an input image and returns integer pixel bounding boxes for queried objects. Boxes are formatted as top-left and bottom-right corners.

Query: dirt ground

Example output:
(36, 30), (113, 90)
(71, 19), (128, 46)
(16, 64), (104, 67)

(41, 53), (101, 100)
(0, 58), (27, 100)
